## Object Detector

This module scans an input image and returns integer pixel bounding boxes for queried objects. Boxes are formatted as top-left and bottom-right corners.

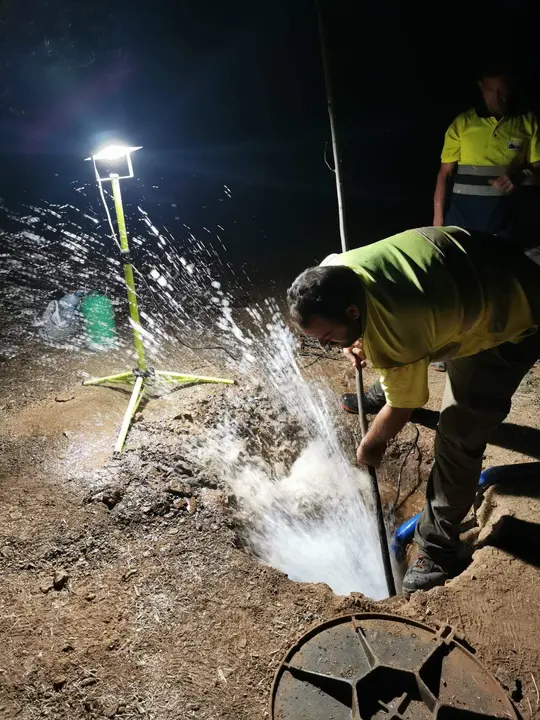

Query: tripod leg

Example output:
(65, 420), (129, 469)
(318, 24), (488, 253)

(83, 371), (134, 386)
(114, 375), (145, 454)
(156, 371), (235, 385)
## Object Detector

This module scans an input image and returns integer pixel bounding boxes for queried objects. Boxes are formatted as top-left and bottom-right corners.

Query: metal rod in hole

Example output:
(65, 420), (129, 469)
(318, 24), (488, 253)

(356, 366), (397, 597)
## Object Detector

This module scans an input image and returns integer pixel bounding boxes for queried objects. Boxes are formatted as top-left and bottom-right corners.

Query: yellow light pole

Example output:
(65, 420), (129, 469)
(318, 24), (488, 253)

(83, 144), (234, 454)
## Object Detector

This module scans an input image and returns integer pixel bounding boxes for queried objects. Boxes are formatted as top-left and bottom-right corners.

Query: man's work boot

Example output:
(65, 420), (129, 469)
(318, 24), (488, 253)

(340, 382), (386, 416)
(402, 552), (448, 596)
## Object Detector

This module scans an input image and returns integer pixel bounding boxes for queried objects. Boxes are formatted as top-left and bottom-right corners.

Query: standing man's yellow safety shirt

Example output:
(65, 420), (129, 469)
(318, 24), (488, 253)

(441, 108), (540, 239)
(441, 108), (540, 170)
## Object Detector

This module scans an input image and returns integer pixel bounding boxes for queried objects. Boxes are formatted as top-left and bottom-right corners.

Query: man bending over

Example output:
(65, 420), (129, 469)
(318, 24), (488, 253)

(287, 226), (540, 594)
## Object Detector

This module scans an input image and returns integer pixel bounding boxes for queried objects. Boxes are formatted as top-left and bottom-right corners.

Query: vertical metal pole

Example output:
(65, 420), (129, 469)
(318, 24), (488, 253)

(316, 1), (395, 597)
(316, 0), (348, 253)
(110, 175), (147, 372)
(356, 365), (396, 597)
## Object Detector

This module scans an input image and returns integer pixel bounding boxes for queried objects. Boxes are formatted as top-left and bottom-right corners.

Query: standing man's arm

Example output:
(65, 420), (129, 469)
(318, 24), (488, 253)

(526, 160), (540, 184)
(492, 161), (540, 192)
(434, 117), (462, 225)
(433, 162), (457, 225)
(495, 113), (540, 190)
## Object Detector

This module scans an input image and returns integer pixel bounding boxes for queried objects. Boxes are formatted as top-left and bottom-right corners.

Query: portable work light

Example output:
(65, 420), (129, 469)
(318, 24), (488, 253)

(82, 143), (234, 454)
(88, 144), (142, 182)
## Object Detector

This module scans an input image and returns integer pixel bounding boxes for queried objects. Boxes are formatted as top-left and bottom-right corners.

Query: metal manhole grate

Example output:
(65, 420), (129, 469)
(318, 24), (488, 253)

(271, 613), (520, 719)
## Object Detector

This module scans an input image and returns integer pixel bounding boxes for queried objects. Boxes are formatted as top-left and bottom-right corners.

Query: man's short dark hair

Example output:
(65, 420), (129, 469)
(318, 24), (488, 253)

(287, 265), (363, 327)
(477, 69), (513, 81)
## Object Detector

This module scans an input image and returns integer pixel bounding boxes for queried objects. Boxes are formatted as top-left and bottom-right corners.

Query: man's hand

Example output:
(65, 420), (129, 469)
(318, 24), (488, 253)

(490, 175), (516, 194)
(343, 339), (366, 368)
(357, 438), (386, 468)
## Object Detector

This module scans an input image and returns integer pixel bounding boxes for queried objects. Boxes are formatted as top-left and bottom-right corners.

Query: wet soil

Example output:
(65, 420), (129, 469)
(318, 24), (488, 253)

(1, 345), (540, 719)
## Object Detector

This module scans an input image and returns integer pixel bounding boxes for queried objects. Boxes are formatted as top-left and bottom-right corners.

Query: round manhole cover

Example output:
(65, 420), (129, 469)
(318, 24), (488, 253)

(271, 613), (519, 719)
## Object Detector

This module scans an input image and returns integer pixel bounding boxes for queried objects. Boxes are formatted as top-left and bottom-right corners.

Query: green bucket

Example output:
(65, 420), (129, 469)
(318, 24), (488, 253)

(80, 292), (117, 350)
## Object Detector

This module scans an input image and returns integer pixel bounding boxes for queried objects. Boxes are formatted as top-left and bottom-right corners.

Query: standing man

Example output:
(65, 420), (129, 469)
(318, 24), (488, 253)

(434, 71), (540, 238)
(340, 71), (540, 412)
(287, 226), (540, 594)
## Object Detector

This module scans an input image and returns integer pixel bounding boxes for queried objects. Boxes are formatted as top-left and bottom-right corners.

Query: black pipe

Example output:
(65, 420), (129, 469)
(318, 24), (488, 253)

(355, 365), (396, 597)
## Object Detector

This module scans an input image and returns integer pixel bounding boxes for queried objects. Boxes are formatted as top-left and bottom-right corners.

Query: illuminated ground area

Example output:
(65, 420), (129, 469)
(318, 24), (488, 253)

(1, 342), (540, 719)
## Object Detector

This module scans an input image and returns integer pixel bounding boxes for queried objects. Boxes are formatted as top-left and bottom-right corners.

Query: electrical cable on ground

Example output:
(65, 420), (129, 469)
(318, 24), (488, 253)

(298, 350), (343, 368)
(392, 422), (420, 512)
(132, 265), (240, 362)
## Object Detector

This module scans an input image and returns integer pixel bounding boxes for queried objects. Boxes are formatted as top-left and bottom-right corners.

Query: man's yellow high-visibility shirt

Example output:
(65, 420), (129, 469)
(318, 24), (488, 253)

(441, 108), (540, 167)
(332, 227), (539, 409)
(440, 108), (540, 238)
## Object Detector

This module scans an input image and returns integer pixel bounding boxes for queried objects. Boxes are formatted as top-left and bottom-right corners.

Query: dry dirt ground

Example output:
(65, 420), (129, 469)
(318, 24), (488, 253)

(1, 343), (540, 719)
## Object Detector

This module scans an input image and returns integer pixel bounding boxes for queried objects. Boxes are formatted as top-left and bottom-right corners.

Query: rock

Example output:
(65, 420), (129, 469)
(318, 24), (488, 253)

(166, 480), (190, 495)
(175, 461), (194, 476)
(91, 487), (123, 510)
(40, 578), (55, 594)
(53, 570), (69, 590)
(53, 676), (67, 690)
(107, 637), (120, 651)
(100, 699), (118, 718)
(173, 412), (194, 423)
(187, 497), (197, 515)
(173, 498), (187, 510)
(80, 676), (98, 688)
(55, 393), (75, 403)
(85, 592), (96, 602)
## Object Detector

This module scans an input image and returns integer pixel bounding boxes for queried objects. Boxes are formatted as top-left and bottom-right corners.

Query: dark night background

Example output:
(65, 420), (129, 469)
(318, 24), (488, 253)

(1, 0), (539, 282)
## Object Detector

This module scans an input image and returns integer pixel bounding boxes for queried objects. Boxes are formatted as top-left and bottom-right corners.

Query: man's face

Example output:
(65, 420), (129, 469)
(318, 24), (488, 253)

(301, 308), (362, 348)
(479, 75), (512, 117)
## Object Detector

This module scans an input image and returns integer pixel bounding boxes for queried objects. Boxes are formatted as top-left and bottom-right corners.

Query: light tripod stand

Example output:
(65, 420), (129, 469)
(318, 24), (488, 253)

(83, 144), (234, 454)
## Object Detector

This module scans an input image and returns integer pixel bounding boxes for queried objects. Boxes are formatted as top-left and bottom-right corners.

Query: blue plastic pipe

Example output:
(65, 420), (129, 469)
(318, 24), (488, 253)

(392, 462), (540, 559)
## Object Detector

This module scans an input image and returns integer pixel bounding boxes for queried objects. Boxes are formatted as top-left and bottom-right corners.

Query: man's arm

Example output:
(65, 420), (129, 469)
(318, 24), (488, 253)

(521, 160), (540, 186)
(491, 161), (540, 192)
(357, 405), (413, 467)
(355, 360), (430, 467)
(433, 162), (456, 225)
(493, 110), (540, 192)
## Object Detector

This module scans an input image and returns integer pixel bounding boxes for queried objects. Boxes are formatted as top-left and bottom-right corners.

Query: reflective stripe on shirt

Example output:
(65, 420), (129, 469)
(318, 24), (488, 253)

(453, 183), (506, 196)
(453, 164), (509, 195)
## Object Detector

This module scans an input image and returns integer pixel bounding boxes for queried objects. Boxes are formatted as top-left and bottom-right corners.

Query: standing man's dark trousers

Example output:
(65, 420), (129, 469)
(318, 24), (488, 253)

(415, 330), (540, 569)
